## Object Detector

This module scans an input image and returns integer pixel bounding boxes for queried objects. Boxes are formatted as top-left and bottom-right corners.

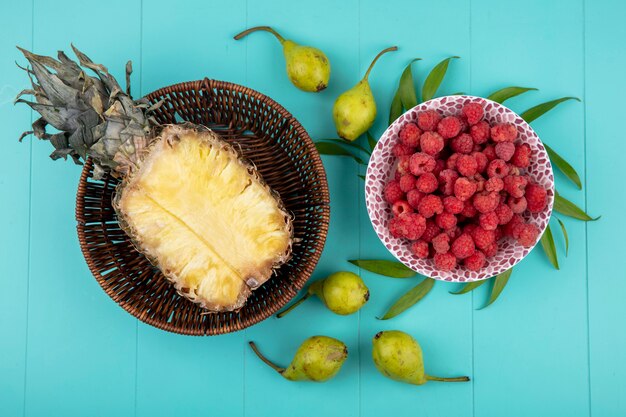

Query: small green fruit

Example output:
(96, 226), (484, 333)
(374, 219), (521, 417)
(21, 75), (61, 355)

(332, 46), (397, 141)
(234, 26), (330, 92)
(249, 336), (348, 382)
(276, 271), (369, 318)
(372, 330), (470, 385)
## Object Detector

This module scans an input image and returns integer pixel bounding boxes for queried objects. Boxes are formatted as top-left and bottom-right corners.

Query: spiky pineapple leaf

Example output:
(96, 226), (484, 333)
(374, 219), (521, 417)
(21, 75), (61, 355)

(379, 278), (435, 320)
(557, 217), (569, 257)
(348, 260), (416, 278)
(487, 86), (537, 104)
(450, 279), (489, 295)
(422, 56), (459, 102)
(520, 97), (580, 123)
(480, 268), (513, 309)
(544, 143), (582, 189)
(540, 224), (559, 269)
(554, 193), (599, 221)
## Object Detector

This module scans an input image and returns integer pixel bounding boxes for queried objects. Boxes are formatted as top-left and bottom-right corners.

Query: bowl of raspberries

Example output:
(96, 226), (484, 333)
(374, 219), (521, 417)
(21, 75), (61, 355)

(365, 96), (554, 281)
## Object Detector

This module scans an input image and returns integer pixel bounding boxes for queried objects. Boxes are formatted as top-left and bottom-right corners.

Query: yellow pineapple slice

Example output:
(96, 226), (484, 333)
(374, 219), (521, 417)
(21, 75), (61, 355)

(115, 125), (292, 311)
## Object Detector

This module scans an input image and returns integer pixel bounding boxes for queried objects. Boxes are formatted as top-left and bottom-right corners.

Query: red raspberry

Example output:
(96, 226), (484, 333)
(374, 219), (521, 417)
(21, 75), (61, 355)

(451, 233), (476, 259)
(439, 169), (459, 195)
(418, 194), (444, 218)
(503, 214), (524, 237)
(389, 213), (426, 240)
(450, 133), (474, 154)
(458, 117), (469, 133)
(392, 200), (413, 216)
(417, 110), (442, 131)
(495, 203), (514, 225)
(503, 175), (528, 198)
(392, 143), (415, 157)
(508, 196), (528, 214)
(508, 165), (521, 177)
(443, 196), (464, 214)
(406, 189), (425, 209)
(517, 223), (539, 247)
(511, 143), (531, 168)
(437, 116), (463, 139)
(474, 175), (486, 193)
(463, 223), (478, 235)
(396, 155), (411, 175)
(457, 154), (478, 177)
(473, 191), (500, 213)
(494, 226), (504, 242)
(409, 152), (436, 175)
(483, 145), (497, 161)
(471, 226), (496, 250)
(399, 174), (416, 192)
(461, 199), (478, 218)
(433, 159), (445, 177)
(416, 173), (438, 194)
(479, 211), (499, 231)
(526, 183), (548, 213)
(454, 177), (478, 201)
(421, 220), (440, 243)
(462, 102), (484, 125)
(432, 233), (451, 253)
(420, 131), (445, 156)
(464, 251), (486, 271)
(487, 159), (510, 179)
(399, 123), (422, 147)
(495, 142), (516, 162)
(470, 120), (490, 144)
(491, 123), (518, 142)
(411, 240), (429, 259)
(434, 252), (457, 271)
(446, 225), (462, 239)
(485, 177), (504, 192)
(472, 151), (489, 173)
(384, 180), (404, 204)
(446, 153), (460, 170)
(435, 212), (458, 230)
(482, 242), (498, 257)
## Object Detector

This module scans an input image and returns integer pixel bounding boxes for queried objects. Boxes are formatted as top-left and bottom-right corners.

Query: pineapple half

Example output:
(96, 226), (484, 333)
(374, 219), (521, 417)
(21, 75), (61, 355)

(16, 46), (293, 311)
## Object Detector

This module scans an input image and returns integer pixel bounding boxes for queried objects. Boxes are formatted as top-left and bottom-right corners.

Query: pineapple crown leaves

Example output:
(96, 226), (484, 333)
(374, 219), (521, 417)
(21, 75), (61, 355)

(15, 45), (162, 179)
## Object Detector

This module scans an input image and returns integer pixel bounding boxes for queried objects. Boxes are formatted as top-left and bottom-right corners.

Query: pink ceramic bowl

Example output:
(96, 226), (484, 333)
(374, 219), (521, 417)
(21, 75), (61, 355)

(365, 95), (555, 282)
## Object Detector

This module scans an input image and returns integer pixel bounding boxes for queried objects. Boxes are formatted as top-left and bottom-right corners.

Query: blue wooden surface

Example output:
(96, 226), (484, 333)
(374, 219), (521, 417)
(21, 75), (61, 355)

(0, 0), (624, 416)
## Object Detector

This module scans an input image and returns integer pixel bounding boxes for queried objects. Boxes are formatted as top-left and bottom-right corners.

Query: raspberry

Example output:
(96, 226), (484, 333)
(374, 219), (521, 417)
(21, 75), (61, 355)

(394, 170), (402, 181)
(463, 223), (478, 235)
(437, 116), (463, 139)
(461, 199), (478, 218)
(479, 211), (499, 231)
(399, 123), (422, 147)
(435, 212), (457, 230)
(471, 226), (496, 250)
(508, 196), (528, 214)
(399, 174), (416, 193)
(470, 121), (490, 144)
(526, 183), (548, 213)
(462, 102), (484, 125)
(451, 233), (476, 259)
(410, 240), (429, 259)
(446, 225), (462, 239)
(392, 143), (415, 157)
(508, 165), (521, 176)
(485, 177), (504, 192)
(474, 174), (486, 192)
(503, 175), (528, 198)
(433, 252), (457, 271)
(473, 191), (500, 213)
(491, 123), (518, 142)
(432, 233), (451, 253)
(416, 173), (438, 193)
(439, 169), (459, 195)
(495, 142), (516, 162)
(418, 194), (444, 218)
(482, 242), (498, 257)
(384, 180), (404, 204)
(421, 220), (441, 243)
(446, 153), (460, 170)
(511, 143), (531, 168)
(450, 133), (474, 154)
(487, 159), (510, 178)
(517, 223), (539, 247)
(407, 189), (425, 209)
(495, 203), (514, 225)
(503, 214), (524, 237)
(464, 251), (486, 271)
(454, 177), (477, 201)
(494, 226), (503, 242)
(420, 131), (445, 155)
(443, 196), (464, 214)
(433, 159), (445, 177)
(417, 110), (442, 131)
(458, 117), (469, 133)
(396, 155), (411, 175)
(483, 145), (497, 161)
(389, 213), (426, 240)
(409, 152), (436, 175)
(392, 200), (413, 216)
(472, 151), (489, 173)
(457, 154), (478, 177)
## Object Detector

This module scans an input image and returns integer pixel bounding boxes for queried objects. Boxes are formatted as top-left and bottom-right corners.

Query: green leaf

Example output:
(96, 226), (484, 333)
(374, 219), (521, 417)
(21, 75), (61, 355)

(557, 217), (569, 257)
(486, 86), (537, 104)
(421, 56), (459, 102)
(348, 259), (416, 278)
(540, 224), (559, 269)
(520, 97), (580, 124)
(358, 174), (366, 181)
(380, 278), (435, 320)
(367, 131), (377, 152)
(450, 91), (465, 95)
(389, 90), (403, 125)
(450, 279), (489, 295)
(544, 143), (582, 189)
(554, 194), (599, 221)
(315, 142), (365, 165)
(480, 268), (513, 309)
(319, 138), (370, 156)
(398, 58), (421, 109)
